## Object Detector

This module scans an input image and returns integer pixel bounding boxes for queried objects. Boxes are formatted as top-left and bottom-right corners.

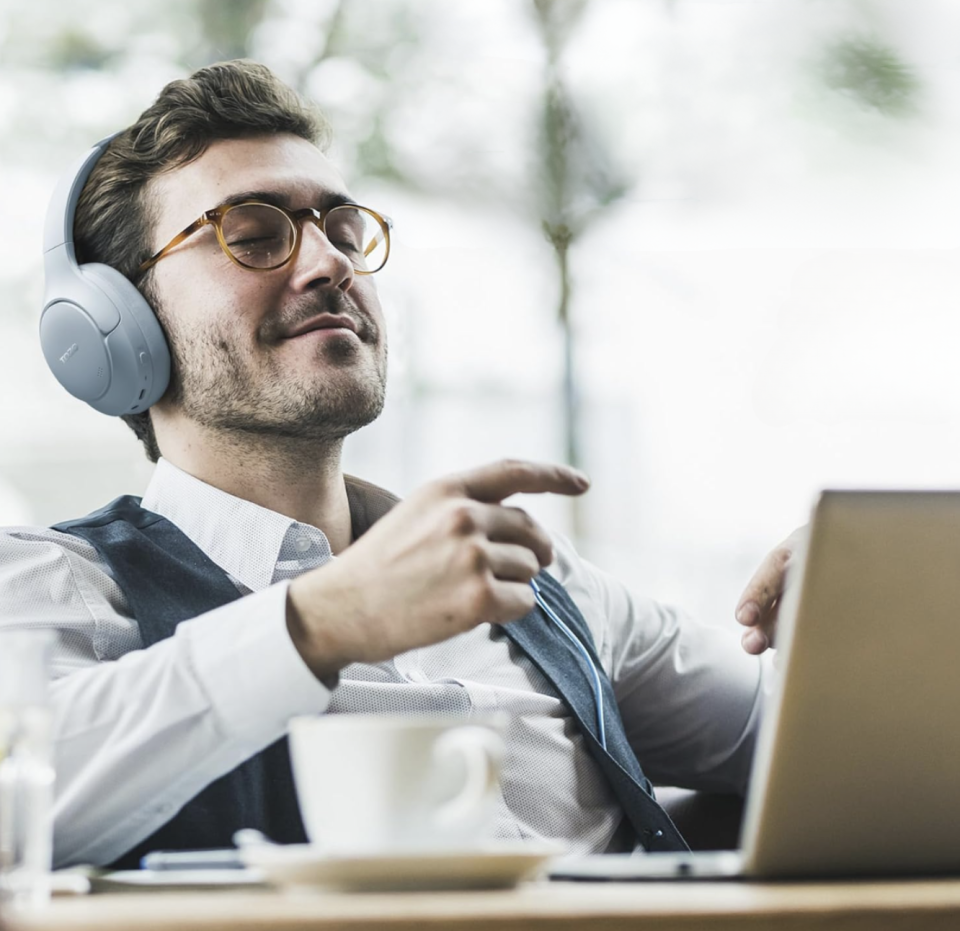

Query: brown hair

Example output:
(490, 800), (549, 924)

(74, 59), (332, 462)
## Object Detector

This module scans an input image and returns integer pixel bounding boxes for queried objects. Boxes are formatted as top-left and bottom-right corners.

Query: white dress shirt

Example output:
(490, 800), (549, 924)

(0, 459), (768, 867)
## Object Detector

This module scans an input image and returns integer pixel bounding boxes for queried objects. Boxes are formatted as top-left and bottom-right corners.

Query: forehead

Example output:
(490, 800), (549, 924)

(148, 134), (349, 241)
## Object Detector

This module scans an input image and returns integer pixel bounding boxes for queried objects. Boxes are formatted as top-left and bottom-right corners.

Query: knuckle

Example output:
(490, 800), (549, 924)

(522, 551), (540, 580)
(505, 582), (537, 622)
(465, 574), (495, 616)
(432, 476), (460, 500)
(414, 479), (453, 511)
(537, 542), (555, 568)
(446, 502), (477, 536)
(519, 583), (536, 609)
(511, 506), (536, 530)
(774, 546), (793, 569)
(510, 506), (547, 547)
(422, 475), (449, 495)
(462, 539), (488, 574)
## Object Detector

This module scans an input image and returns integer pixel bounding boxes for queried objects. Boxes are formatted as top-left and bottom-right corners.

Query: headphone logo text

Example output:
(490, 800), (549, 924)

(59, 343), (79, 364)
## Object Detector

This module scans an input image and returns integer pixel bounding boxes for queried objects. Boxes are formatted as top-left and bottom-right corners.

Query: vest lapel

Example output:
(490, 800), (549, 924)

(54, 495), (242, 645)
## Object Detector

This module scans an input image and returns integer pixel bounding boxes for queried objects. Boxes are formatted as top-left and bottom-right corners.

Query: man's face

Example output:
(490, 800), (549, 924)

(146, 134), (387, 444)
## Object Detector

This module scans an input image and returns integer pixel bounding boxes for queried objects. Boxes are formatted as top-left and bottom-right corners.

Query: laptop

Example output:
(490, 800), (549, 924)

(551, 490), (960, 881)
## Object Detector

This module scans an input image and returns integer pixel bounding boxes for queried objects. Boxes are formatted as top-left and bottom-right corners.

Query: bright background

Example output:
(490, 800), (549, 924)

(3, 0), (960, 627)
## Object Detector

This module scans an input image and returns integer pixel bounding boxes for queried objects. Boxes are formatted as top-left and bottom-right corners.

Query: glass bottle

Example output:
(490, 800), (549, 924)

(0, 631), (55, 908)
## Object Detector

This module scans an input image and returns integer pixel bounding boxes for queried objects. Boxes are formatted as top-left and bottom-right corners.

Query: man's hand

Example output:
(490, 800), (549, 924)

(287, 459), (590, 681)
(735, 526), (805, 655)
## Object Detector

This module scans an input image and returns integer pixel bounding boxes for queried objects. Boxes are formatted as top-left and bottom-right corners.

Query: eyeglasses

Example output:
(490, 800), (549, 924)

(137, 200), (392, 277)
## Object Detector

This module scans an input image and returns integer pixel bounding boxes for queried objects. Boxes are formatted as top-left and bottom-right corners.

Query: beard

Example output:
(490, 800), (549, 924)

(156, 289), (387, 443)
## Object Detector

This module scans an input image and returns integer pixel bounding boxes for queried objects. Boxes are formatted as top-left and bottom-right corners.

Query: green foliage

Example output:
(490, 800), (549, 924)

(355, 113), (407, 185)
(530, 0), (631, 249)
(531, 0), (588, 63)
(194, 0), (270, 63)
(537, 80), (631, 246)
(46, 28), (114, 71)
(820, 37), (920, 117)
(528, 0), (630, 483)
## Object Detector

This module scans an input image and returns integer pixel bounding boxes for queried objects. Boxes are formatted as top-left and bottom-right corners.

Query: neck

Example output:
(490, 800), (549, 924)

(153, 410), (354, 554)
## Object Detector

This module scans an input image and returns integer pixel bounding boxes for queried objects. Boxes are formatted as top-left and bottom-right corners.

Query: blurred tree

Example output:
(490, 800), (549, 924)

(45, 27), (114, 71)
(0, 0), (639, 542)
(0, 0), (931, 544)
(529, 0), (632, 539)
(192, 0), (271, 65)
(820, 37), (920, 117)
(290, 1), (426, 185)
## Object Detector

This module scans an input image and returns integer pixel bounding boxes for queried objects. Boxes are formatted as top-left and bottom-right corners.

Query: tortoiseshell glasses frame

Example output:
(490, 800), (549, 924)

(136, 200), (392, 278)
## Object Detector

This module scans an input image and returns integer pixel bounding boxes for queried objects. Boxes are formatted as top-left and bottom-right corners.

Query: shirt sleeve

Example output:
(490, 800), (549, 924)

(548, 532), (772, 796)
(0, 529), (332, 868)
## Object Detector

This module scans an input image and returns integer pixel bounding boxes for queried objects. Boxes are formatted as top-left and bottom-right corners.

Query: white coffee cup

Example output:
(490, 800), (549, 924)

(288, 714), (505, 855)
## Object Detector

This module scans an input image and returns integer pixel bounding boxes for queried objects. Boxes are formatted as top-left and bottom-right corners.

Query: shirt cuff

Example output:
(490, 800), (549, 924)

(176, 580), (332, 744)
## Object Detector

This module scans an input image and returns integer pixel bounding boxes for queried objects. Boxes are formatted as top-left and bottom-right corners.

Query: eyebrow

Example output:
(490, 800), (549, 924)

(214, 189), (357, 211)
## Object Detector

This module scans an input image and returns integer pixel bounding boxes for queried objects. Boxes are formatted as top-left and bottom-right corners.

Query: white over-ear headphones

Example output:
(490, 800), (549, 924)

(40, 135), (170, 416)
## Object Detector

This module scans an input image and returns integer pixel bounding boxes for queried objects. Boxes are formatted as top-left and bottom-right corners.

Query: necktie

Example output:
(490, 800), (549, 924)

(499, 571), (689, 852)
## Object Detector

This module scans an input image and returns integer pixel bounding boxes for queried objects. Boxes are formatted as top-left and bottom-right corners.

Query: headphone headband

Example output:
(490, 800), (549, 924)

(43, 134), (120, 258)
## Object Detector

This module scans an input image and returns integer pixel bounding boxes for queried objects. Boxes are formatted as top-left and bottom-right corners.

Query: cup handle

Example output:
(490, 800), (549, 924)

(430, 726), (504, 830)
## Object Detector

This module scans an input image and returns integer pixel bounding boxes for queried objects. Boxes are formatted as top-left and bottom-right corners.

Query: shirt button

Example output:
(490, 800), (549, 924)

(294, 536), (312, 554)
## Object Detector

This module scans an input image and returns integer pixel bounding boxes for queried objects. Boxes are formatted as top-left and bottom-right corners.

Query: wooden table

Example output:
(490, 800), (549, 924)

(10, 878), (960, 931)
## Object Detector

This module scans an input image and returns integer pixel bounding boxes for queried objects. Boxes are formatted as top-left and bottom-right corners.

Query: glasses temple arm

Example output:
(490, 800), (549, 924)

(137, 217), (210, 274)
(364, 219), (392, 258)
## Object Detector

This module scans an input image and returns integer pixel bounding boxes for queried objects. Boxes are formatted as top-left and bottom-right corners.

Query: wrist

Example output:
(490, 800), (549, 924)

(286, 572), (356, 683)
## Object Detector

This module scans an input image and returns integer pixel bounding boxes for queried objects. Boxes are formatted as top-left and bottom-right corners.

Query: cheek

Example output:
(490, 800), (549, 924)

(156, 267), (269, 346)
(154, 263), (221, 327)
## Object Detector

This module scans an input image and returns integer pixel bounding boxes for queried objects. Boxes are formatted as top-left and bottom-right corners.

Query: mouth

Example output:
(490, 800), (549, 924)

(283, 314), (360, 340)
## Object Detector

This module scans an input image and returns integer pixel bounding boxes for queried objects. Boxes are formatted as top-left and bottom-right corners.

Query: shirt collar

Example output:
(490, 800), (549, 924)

(141, 459), (301, 592)
(140, 459), (399, 593)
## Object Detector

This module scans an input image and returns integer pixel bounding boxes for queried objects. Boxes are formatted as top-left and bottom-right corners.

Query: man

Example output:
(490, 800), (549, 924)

(0, 61), (767, 869)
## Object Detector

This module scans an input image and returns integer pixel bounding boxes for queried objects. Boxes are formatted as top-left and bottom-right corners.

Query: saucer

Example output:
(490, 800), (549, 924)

(239, 841), (564, 892)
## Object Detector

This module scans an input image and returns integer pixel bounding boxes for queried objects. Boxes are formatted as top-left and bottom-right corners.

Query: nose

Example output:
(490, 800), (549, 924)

(288, 218), (355, 293)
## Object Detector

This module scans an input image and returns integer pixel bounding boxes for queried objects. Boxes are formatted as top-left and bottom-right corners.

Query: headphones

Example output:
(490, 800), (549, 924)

(40, 135), (170, 416)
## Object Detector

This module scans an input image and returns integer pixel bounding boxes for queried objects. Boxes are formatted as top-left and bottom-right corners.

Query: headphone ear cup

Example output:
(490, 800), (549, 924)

(82, 264), (171, 415)
(40, 262), (171, 417)
(41, 135), (172, 418)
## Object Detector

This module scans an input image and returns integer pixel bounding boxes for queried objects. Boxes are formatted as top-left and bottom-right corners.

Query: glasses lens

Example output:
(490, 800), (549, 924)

(220, 204), (296, 269)
(324, 206), (389, 274)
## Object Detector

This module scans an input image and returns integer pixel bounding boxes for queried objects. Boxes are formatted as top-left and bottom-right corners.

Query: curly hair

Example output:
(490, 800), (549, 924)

(74, 60), (331, 461)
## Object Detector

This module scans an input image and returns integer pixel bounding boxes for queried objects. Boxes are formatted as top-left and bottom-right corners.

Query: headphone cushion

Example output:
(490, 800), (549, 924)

(41, 262), (172, 416)
(80, 264), (172, 416)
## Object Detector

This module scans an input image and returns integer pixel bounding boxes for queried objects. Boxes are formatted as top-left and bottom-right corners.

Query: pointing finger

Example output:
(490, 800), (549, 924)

(452, 459), (590, 504)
